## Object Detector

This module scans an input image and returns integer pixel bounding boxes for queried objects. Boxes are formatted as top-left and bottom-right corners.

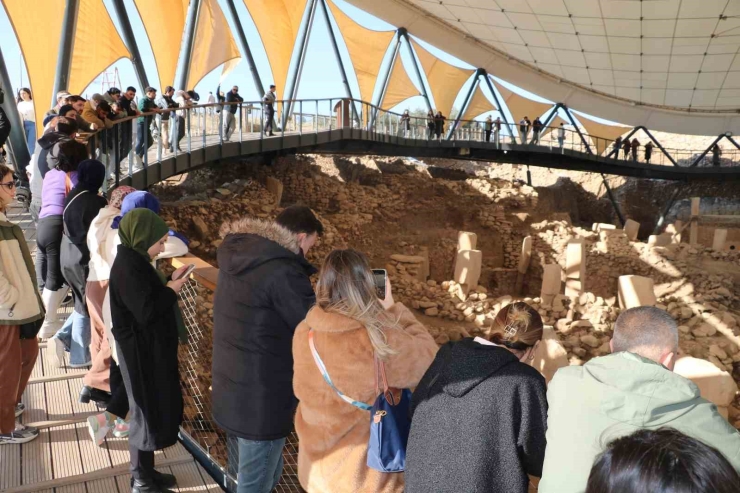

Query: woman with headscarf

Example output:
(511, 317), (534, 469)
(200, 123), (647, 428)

(109, 209), (189, 492)
(86, 190), (188, 446)
(48, 160), (107, 369)
(80, 186), (136, 410)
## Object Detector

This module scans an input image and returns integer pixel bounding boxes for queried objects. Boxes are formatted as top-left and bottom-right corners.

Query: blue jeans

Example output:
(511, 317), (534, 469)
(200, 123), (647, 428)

(237, 437), (286, 493)
(24, 120), (36, 154)
(56, 310), (91, 365)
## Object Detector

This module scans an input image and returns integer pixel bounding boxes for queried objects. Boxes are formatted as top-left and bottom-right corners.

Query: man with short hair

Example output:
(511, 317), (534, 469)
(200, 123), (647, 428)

(156, 87), (178, 152)
(494, 116), (502, 148)
(263, 85), (277, 137)
(223, 86), (243, 141)
(519, 116), (530, 144)
(557, 122), (566, 150)
(135, 87), (159, 165)
(539, 306), (740, 493)
(67, 96), (95, 132)
(212, 205), (323, 493)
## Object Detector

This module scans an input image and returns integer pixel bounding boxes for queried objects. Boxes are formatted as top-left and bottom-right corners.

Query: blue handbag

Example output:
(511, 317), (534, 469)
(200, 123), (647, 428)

(308, 329), (411, 473)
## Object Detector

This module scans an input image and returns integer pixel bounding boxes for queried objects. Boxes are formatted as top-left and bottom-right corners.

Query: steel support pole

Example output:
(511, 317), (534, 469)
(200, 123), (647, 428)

(400, 29), (432, 113)
(653, 187), (681, 235)
(370, 33), (401, 128)
(482, 73), (516, 144)
(175, 0), (202, 91)
(0, 48), (31, 181)
(601, 173), (625, 227)
(284, 0), (320, 127)
(111, 0), (149, 90)
(639, 126), (678, 166)
(223, 0), (264, 99)
(562, 105), (592, 154)
(541, 103), (562, 129)
(446, 70), (480, 140)
(690, 134), (725, 167)
(53, 0), (80, 103)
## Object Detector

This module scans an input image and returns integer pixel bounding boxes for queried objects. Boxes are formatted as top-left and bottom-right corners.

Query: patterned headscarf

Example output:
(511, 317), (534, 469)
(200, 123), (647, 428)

(108, 186), (136, 209)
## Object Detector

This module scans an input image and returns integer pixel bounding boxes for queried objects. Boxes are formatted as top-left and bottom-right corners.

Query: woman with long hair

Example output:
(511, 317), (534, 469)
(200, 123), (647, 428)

(0, 163), (45, 444)
(405, 302), (549, 493)
(16, 88), (35, 154)
(293, 249), (437, 493)
(35, 140), (86, 339)
(109, 208), (188, 492)
(48, 160), (107, 368)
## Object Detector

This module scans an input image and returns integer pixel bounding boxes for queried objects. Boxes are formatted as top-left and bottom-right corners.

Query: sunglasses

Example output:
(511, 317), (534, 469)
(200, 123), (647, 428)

(0, 181), (16, 191)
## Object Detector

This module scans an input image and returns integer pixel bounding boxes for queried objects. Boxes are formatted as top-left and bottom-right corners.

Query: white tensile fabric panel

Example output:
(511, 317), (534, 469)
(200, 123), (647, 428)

(490, 78), (553, 122)
(460, 83), (496, 122)
(411, 39), (474, 117)
(380, 52), (420, 110)
(186, 0), (241, 90)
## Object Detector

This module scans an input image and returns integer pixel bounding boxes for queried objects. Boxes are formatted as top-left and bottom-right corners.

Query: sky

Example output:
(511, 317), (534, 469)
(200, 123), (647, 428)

(0, 0), (619, 127)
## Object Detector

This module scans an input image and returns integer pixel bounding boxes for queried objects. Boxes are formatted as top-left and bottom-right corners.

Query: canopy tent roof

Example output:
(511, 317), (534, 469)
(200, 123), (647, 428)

(345, 0), (740, 135)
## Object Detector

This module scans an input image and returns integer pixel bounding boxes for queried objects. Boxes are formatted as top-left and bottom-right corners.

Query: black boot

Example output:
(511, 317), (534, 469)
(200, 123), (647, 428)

(131, 478), (174, 493)
(151, 470), (177, 489)
(79, 386), (112, 406)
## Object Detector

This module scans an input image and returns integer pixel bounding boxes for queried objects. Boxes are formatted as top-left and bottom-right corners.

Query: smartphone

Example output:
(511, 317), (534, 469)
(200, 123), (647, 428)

(175, 263), (196, 281)
(372, 269), (387, 299)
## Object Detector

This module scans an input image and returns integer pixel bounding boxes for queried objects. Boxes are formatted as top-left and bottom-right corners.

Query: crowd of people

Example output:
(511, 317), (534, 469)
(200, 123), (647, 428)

(1, 82), (740, 493)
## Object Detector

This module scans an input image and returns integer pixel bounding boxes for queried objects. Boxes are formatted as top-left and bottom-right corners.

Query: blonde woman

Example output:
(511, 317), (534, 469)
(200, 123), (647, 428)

(292, 249), (438, 493)
(405, 302), (548, 493)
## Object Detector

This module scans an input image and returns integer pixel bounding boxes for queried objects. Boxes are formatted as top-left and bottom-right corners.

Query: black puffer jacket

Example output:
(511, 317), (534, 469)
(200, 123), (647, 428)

(406, 338), (548, 493)
(212, 218), (317, 440)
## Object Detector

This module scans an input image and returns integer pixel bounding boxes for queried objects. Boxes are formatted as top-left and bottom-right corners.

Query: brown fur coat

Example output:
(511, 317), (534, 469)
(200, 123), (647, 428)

(293, 302), (438, 493)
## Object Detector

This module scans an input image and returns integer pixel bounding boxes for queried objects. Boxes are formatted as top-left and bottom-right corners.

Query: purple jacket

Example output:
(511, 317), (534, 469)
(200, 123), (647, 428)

(39, 169), (78, 219)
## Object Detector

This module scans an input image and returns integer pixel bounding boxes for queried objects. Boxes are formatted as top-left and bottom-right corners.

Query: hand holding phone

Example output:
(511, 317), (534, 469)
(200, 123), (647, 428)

(373, 269), (395, 309)
(174, 263), (196, 281)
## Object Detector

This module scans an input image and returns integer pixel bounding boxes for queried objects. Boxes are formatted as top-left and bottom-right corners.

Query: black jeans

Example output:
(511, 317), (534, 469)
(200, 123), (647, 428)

(36, 215), (64, 291)
(264, 108), (275, 134)
(130, 445), (155, 481)
(107, 358), (129, 419)
(485, 130), (491, 142)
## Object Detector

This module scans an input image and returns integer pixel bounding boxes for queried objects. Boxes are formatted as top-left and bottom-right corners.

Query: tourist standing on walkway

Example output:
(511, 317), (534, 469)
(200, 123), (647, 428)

(224, 86), (243, 141)
(67, 96), (96, 132)
(46, 91), (71, 118)
(484, 115), (492, 143)
(434, 111), (446, 140)
(531, 117), (543, 145)
(426, 110), (435, 139)
(212, 206), (322, 493)
(48, 160), (107, 369)
(110, 208), (187, 493)
(135, 87), (159, 166)
(293, 249), (437, 493)
(406, 302), (547, 493)
(263, 85), (276, 137)
(613, 136), (622, 158)
(494, 116), (502, 148)
(557, 122), (566, 150)
(16, 88), (35, 154)
(400, 110), (411, 137)
(622, 138), (631, 160)
(539, 306), (740, 493)
(644, 141), (654, 164)
(712, 144), (722, 166)
(630, 138), (640, 161)
(156, 87), (177, 153)
(170, 90), (192, 153)
(0, 163), (44, 445)
(36, 136), (86, 339)
(519, 116), (531, 144)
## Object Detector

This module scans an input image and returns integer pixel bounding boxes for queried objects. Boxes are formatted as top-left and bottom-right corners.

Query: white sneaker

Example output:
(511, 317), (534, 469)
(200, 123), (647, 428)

(0, 424), (39, 444)
(14, 403), (25, 418)
(47, 335), (66, 368)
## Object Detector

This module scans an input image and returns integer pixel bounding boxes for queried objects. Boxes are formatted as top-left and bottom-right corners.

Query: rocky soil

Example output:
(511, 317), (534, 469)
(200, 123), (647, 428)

(154, 152), (740, 438)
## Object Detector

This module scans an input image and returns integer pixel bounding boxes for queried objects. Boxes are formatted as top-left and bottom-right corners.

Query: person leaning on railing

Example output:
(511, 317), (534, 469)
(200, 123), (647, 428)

(156, 87), (178, 153)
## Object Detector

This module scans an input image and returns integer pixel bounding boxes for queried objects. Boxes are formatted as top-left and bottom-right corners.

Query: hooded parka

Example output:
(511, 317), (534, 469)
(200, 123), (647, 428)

(539, 351), (740, 493)
(212, 218), (317, 441)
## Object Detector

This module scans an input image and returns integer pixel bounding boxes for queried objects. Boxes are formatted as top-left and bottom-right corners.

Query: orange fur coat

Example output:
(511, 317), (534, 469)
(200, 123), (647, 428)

(293, 302), (438, 492)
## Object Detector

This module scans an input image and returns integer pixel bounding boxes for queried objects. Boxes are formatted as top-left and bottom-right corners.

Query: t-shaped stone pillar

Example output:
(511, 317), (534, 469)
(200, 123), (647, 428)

(564, 239), (586, 297)
(453, 250), (482, 289)
(618, 275), (657, 309)
(713, 229), (728, 251)
(515, 236), (533, 294)
(540, 263), (562, 307)
(623, 219), (640, 241)
(457, 231), (477, 252)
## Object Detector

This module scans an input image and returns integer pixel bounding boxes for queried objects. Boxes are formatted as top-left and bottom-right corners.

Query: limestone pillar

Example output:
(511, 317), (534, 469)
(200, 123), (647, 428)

(515, 236), (532, 294)
(690, 197), (700, 246)
(564, 239), (586, 297)
(623, 219), (640, 241)
(453, 250), (482, 288)
(647, 234), (672, 247)
(540, 264), (562, 306)
(457, 231), (477, 252)
(617, 275), (657, 309)
(713, 229), (728, 251)
(593, 223), (617, 232)
(265, 177), (284, 206)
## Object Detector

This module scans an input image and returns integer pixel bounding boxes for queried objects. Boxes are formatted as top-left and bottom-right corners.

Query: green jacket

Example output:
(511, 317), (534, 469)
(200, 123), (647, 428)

(138, 97), (158, 125)
(539, 352), (740, 493)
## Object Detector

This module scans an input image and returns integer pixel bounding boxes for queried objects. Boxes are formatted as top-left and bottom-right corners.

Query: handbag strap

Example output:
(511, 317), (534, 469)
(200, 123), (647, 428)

(308, 328), (372, 412)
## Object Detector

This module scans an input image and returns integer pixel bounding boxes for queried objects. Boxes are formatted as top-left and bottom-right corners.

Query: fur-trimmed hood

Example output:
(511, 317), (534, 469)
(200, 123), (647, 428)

(217, 217), (315, 278)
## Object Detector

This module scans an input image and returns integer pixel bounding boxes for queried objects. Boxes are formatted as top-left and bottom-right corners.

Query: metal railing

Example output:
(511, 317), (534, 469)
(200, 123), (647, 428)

(80, 98), (740, 190)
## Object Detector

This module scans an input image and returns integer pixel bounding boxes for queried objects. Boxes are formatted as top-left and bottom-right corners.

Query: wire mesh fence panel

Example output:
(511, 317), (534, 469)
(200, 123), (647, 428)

(175, 275), (304, 492)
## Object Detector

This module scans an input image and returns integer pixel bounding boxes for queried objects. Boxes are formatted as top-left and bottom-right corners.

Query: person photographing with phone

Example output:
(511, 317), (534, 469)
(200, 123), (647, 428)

(292, 249), (438, 493)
